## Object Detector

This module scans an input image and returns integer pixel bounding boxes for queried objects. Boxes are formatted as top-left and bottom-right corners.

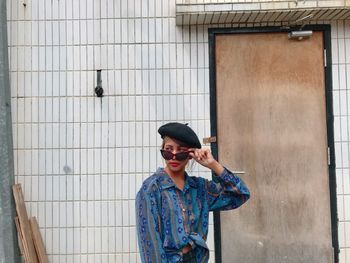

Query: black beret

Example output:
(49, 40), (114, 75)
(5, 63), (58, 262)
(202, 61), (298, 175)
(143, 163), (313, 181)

(158, 122), (201, 149)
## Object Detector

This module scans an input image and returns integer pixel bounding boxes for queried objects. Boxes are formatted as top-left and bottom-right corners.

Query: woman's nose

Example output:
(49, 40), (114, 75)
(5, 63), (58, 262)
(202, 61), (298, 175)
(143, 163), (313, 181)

(170, 150), (179, 160)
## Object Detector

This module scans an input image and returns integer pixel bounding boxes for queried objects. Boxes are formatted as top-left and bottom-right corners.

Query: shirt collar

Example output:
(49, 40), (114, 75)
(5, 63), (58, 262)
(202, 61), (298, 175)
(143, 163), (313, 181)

(156, 168), (198, 190)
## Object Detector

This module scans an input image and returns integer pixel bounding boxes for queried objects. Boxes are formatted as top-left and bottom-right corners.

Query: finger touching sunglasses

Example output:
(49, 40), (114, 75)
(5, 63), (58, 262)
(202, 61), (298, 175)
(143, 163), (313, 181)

(188, 148), (218, 168)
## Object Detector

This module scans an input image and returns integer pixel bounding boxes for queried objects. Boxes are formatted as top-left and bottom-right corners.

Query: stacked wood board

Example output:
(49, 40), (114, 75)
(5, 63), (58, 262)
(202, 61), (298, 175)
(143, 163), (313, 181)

(13, 184), (48, 263)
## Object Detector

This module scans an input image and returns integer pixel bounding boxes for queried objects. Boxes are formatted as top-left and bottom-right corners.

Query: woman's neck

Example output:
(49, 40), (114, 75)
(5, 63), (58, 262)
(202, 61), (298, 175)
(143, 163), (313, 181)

(164, 167), (186, 190)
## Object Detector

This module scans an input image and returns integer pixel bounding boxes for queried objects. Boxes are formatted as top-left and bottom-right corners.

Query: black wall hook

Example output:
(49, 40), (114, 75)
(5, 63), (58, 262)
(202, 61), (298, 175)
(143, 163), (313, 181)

(95, 70), (104, 97)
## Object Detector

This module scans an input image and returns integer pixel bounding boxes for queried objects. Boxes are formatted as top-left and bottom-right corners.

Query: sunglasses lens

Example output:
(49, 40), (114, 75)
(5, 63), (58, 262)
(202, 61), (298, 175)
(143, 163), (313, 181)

(175, 152), (189, 161)
(160, 150), (191, 161)
(160, 150), (173, 160)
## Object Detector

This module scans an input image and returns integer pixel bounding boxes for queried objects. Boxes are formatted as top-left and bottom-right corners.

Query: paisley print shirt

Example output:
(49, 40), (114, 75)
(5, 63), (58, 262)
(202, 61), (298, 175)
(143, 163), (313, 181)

(136, 167), (250, 263)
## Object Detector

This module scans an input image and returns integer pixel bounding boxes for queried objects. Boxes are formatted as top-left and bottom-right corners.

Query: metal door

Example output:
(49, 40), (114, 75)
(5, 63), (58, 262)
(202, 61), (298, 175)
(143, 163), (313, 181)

(213, 31), (335, 263)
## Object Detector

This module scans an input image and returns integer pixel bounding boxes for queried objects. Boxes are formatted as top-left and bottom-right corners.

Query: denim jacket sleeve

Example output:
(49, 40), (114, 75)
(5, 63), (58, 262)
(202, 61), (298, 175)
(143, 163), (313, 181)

(205, 167), (250, 211)
(136, 185), (168, 263)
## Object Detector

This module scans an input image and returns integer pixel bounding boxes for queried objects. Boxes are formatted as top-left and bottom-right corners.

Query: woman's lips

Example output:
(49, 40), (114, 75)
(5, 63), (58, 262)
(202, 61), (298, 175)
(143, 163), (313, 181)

(169, 162), (180, 167)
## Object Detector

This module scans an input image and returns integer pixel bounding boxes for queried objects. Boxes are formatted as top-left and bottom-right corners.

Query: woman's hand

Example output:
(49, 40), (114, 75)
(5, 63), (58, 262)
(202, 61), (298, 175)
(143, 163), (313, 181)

(189, 148), (225, 175)
(189, 148), (214, 167)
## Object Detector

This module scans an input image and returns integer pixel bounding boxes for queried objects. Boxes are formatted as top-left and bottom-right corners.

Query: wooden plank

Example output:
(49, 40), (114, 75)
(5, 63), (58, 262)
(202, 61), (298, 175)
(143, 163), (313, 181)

(29, 217), (48, 263)
(14, 191), (30, 263)
(12, 184), (39, 263)
(14, 216), (27, 262)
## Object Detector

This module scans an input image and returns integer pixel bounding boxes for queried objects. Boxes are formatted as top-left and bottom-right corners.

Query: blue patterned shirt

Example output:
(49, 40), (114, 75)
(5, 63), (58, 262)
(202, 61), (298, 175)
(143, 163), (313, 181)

(136, 167), (250, 263)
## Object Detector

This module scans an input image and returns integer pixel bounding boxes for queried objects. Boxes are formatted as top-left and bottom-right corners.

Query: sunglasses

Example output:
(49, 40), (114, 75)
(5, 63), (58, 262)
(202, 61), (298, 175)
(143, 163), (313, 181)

(160, 149), (193, 161)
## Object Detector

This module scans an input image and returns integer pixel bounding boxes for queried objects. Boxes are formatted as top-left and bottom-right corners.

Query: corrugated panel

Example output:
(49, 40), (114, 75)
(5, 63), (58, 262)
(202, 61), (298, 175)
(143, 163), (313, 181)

(176, 5), (350, 25)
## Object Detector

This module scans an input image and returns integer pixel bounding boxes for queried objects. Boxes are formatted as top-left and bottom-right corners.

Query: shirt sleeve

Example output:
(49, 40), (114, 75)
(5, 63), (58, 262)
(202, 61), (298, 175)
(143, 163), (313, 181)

(136, 185), (167, 263)
(206, 167), (250, 211)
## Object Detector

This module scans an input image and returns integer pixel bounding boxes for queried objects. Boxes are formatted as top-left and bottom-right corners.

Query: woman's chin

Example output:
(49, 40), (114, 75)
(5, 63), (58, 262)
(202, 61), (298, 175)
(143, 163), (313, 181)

(166, 164), (186, 173)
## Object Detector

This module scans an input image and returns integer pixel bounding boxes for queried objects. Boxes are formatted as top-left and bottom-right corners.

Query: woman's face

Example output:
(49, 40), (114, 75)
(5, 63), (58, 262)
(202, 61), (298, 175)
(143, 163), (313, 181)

(162, 137), (191, 174)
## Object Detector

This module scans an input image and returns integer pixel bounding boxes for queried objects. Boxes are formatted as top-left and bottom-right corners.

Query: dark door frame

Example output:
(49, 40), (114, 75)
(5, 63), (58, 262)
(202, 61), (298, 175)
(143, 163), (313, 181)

(208, 24), (338, 263)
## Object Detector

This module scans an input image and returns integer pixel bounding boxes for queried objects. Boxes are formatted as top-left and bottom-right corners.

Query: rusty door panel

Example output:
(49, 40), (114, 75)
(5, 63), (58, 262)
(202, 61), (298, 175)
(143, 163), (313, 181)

(215, 32), (333, 263)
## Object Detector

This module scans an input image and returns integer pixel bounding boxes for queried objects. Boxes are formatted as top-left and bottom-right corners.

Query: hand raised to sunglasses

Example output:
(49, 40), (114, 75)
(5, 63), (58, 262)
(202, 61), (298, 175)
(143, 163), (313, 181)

(189, 148), (225, 176)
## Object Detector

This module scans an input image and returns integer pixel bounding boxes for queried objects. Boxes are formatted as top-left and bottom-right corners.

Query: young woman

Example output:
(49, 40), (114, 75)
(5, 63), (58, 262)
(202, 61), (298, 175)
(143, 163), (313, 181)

(136, 122), (250, 263)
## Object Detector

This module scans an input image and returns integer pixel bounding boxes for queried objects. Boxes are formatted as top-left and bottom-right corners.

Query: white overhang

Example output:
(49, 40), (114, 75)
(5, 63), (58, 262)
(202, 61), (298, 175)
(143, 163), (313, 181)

(176, 1), (350, 25)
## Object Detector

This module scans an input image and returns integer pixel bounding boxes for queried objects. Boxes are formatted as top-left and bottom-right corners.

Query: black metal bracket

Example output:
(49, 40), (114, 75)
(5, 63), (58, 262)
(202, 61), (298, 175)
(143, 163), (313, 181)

(95, 70), (104, 97)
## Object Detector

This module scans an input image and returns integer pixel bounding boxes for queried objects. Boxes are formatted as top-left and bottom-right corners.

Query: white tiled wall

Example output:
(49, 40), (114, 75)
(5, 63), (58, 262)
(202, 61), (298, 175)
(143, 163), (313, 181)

(6, 0), (350, 262)
(7, 0), (213, 262)
(176, 0), (349, 8)
(332, 20), (350, 263)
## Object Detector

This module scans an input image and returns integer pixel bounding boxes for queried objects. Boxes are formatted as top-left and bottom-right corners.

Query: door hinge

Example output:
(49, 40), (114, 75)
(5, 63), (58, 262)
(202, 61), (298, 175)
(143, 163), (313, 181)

(203, 136), (217, 144)
(328, 147), (331, 165)
(324, 49), (327, 67)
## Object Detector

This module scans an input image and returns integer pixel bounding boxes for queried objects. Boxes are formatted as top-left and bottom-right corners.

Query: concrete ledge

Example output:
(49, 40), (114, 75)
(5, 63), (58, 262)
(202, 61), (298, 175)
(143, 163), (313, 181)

(176, 0), (350, 25)
(176, 5), (350, 25)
